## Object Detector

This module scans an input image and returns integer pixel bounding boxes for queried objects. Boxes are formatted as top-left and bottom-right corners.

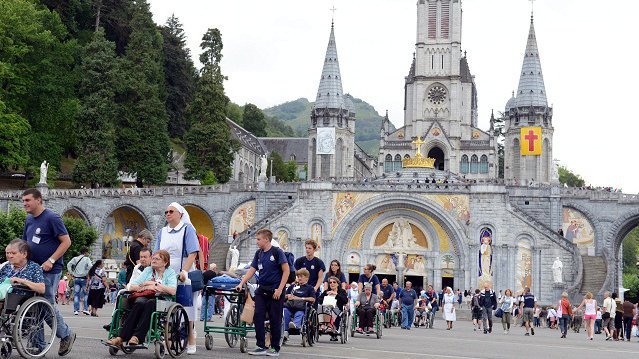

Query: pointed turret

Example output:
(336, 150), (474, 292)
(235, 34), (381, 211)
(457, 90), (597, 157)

(313, 22), (345, 110)
(514, 16), (548, 108)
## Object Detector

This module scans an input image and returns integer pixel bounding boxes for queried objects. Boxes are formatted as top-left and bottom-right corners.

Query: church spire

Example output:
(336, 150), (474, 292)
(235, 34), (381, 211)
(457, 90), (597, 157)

(313, 22), (345, 110)
(514, 15), (548, 108)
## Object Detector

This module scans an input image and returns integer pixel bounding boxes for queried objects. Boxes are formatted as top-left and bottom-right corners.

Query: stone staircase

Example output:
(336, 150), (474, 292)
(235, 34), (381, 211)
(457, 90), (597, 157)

(579, 256), (607, 297)
(209, 241), (231, 270)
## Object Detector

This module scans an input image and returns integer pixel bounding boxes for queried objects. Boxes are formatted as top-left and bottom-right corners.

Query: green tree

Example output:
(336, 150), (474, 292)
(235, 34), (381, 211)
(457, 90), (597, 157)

(115, 0), (170, 186)
(160, 14), (196, 139)
(622, 227), (639, 275)
(285, 160), (298, 182)
(184, 28), (238, 183)
(0, 101), (30, 171)
(226, 102), (243, 125)
(0, 0), (80, 170)
(266, 151), (287, 182)
(73, 28), (119, 187)
(61, 216), (98, 263)
(491, 111), (506, 178)
(558, 166), (586, 187)
(242, 103), (267, 137)
(0, 207), (27, 247)
(623, 273), (639, 302)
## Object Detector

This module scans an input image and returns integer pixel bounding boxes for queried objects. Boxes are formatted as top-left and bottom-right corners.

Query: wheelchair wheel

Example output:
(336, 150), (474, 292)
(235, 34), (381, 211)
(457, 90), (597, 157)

(108, 346), (118, 356)
(376, 313), (383, 339)
(164, 303), (188, 358)
(225, 305), (239, 348)
(239, 337), (247, 353)
(350, 312), (356, 337)
(340, 314), (348, 344)
(154, 341), (166, 359)
(205, 334), (213, 350)
(13, 296), (56, 359)
(0, 341), (12, 359)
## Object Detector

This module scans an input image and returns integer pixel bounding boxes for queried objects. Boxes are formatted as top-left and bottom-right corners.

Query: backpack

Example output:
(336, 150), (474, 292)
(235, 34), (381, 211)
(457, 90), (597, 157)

(68, 256), (85, 276)
(472, 294), (480, 309)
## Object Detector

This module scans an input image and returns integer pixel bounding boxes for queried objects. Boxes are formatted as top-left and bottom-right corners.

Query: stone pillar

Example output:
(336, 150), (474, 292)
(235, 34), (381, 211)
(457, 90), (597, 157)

(552, 282), (565, 304)
(433, 269), (442, 290)
(36, 183), (49, 201)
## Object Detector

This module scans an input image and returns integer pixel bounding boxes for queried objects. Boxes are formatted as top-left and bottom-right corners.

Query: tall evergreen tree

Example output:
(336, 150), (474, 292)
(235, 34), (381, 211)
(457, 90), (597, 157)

(184, 28), (238, 183)
(160, 14), (196, 138)
(115, 0), (170, 186)
(242, 103), (267, 137)
(72, 28), (119, 187)
(0, 0), (80, 171)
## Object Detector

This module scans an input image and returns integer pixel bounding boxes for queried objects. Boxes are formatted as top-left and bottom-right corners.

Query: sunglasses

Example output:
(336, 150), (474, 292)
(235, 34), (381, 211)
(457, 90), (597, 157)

(164, 210), (175, 215)
(329, 281), (338, 284)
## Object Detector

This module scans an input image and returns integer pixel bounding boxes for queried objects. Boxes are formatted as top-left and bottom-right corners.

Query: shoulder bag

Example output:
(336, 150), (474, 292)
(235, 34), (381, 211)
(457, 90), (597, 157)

(180, 226), (204, 292)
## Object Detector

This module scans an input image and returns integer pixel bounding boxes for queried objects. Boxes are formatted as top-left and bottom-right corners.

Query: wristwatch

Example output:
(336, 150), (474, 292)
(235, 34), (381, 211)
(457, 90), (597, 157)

(48, 258), (55, 264)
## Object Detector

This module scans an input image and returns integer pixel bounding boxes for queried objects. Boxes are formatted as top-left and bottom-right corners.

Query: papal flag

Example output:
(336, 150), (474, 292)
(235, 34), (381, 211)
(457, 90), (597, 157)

(520, 127), (542, 156)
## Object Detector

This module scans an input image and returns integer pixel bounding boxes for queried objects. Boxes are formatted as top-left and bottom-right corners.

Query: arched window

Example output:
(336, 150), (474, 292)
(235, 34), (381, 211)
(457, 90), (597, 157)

(394, 154), (402, 171)
(512, 139), (520, 181)
(460, 155), (469, 174)
(404, 154), (410, 159)
(470, 155), (479, 174)
(384, 154), (393, 173)
(480, 155), (489, 174)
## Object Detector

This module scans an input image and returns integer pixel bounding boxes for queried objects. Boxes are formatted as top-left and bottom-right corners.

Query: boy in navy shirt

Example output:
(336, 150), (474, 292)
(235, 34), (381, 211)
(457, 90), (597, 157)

(293, 239), (325, 294)
(283, 269), (315, 342)
(236, 229), (290, 357)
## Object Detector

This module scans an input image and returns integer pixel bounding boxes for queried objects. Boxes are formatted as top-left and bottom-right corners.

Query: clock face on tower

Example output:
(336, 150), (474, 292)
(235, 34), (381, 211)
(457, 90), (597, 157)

(427, 85), (447, 105)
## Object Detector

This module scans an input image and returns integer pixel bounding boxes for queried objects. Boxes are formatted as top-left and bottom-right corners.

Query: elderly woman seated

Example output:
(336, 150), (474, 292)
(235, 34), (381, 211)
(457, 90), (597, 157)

(317, 275), (348, 341)
(106, 250), (177, 347)
(0, 239), (45, 297)
(355, 282), (379, 334)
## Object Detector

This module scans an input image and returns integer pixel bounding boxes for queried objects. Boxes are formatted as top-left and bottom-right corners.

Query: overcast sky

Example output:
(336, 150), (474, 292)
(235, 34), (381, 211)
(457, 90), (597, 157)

(149, 0), (639, 193)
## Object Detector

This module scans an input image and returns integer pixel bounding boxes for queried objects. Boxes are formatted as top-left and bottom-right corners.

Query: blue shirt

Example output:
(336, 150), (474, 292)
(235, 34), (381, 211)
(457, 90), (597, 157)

(323, 271), (347, 286)
(286, 283), (315, 299)
(399, 288), (418, 306)
(23, 208), (68, 274)
(358, 274), (380, 289)
(132, 266), (178, 288)
(0, 261), (44, 284)
(294, 256), (325, 287)
(395, 286), (403, 298)
(251, 246), (287, 290)
(380, 284), (394, 300)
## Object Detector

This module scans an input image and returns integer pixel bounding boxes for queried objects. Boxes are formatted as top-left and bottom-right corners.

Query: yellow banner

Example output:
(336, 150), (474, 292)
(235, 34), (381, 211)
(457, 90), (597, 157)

(520, 127), (542, 155)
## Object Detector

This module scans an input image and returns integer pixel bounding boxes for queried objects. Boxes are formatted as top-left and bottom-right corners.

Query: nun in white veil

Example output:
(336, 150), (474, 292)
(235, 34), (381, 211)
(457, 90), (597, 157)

(155, 202), (201, 354)
(442, 286), (457, 330)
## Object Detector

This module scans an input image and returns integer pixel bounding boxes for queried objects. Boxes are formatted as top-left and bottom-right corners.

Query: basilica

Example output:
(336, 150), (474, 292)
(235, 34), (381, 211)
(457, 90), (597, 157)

(7, 0), (636, 306)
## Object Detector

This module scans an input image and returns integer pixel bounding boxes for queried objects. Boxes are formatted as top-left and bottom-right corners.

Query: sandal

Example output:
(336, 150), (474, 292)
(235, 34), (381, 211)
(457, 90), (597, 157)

(103, 337), (123, 348)
(128, 336), (139, 346)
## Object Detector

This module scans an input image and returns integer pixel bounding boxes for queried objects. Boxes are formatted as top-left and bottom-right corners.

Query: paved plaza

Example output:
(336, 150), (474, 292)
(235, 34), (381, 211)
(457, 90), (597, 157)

(55, 302), (639, 359)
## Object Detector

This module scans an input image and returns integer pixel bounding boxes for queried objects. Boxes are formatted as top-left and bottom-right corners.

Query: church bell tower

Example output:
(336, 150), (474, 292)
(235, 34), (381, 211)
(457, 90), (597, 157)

(308, 22), (356, 179)
(504, 15), (554, 185)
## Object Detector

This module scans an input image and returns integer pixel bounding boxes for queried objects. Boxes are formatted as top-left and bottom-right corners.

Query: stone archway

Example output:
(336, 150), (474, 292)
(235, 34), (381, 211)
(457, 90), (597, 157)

(427, 147), (445, 171)
(62, 206), (90, 225)
(332, 194), (468, 289)
(183, 204), (214, 240)
(605, 209), (639, 292)
(100, 205), (149, 260)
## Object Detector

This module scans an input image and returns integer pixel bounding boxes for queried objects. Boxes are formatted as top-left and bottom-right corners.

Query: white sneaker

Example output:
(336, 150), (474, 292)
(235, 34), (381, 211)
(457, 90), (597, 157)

(74, 311), (79, 316)
(504, 330), (508, 334)
(187, 345), (196, 355)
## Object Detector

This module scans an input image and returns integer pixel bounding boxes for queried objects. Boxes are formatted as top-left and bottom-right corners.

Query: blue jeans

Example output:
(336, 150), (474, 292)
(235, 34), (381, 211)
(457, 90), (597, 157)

(73, 277), (88, 312)
(36, 271), (72, 348)
(201, 294), (216, 320)
(401, 304), (414, 329)
(283, 308), (304, 330)
(559, 314), (570, 335)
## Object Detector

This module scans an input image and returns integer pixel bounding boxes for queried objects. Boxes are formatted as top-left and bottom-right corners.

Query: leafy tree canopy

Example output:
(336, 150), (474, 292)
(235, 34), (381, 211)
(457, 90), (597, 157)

(558, 166), (586, 188)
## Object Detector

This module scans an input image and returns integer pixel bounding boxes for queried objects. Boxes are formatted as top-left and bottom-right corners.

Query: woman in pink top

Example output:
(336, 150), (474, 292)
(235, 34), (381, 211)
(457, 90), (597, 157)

(577, 292), (597, 340)
(57, 276), (68, 305)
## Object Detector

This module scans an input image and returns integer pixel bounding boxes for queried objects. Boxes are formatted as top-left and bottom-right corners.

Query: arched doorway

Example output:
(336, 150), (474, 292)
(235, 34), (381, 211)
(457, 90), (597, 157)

(184, 205), (215, 266)
(427, 147), (445, 171)
(63, 207), (90, 225)
(101, 206), (148, 260)
(610, 212), (639, 301)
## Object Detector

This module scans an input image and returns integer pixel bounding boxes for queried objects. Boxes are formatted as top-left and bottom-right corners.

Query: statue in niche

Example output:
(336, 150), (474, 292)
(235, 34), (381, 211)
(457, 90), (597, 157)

(552, 257), (563, 283)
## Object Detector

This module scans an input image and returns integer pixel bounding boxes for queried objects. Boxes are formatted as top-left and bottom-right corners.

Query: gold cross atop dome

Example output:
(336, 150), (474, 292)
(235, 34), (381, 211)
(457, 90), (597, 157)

(402, 136), (436, 168)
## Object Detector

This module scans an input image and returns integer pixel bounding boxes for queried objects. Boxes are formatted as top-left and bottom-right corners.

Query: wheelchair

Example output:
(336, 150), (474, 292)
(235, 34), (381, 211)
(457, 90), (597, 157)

(283, 302), (317, 347)
(0, 285), (57, 359)
(315, 303), (349, 344)
(104, 292), (189, 359)
(203, 286), (255, 353)
(413, 307), (431, 328)
(350, 304), (382, 339)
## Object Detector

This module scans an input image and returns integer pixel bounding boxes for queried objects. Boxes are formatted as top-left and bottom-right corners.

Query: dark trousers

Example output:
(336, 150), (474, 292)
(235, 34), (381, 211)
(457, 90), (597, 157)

(357, 306), (375, 328)
(559, 314), (570, 335)
(624, 316), (633, 340)
(119, 298), (156, 342)
(253, 287), (284, 351)
(482, 306), (493, 331)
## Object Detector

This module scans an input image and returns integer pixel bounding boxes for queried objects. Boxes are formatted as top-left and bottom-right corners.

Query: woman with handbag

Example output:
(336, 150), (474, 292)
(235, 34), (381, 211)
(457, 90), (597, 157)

(105, 250), (177, 347)
(318, 276), (348, 341)
(499, 289), (515, 334)
(87, 260), (108, 316)
(154, 202), (201, 354)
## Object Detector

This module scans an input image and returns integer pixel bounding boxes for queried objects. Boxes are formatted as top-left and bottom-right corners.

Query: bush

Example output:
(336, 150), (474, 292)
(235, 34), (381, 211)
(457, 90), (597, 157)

(623, 273), (639, 302)
(0, 207), (97, 263)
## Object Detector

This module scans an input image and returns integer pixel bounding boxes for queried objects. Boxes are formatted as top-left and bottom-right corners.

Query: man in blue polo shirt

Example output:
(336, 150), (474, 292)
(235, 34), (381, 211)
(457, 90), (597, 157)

(22, 188), (76, 356)
(518, 287), (537, 336)
(293, 239), (325, 294)
(236, 228), (290, 357)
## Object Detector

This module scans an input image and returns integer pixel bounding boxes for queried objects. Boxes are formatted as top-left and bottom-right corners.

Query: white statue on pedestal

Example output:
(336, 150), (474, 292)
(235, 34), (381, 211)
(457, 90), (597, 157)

(259, 155), (268, 179)
(551, 159), (560, 183)
(552, 257), (563, 283)
(229, 245), (240, 270)
(39, 161), (49, 184)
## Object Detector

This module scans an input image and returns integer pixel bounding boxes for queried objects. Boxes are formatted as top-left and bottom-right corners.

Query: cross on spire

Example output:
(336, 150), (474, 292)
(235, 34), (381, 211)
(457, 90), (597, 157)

(529, 0), (536, 19)
(330, 5), (337, 26)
